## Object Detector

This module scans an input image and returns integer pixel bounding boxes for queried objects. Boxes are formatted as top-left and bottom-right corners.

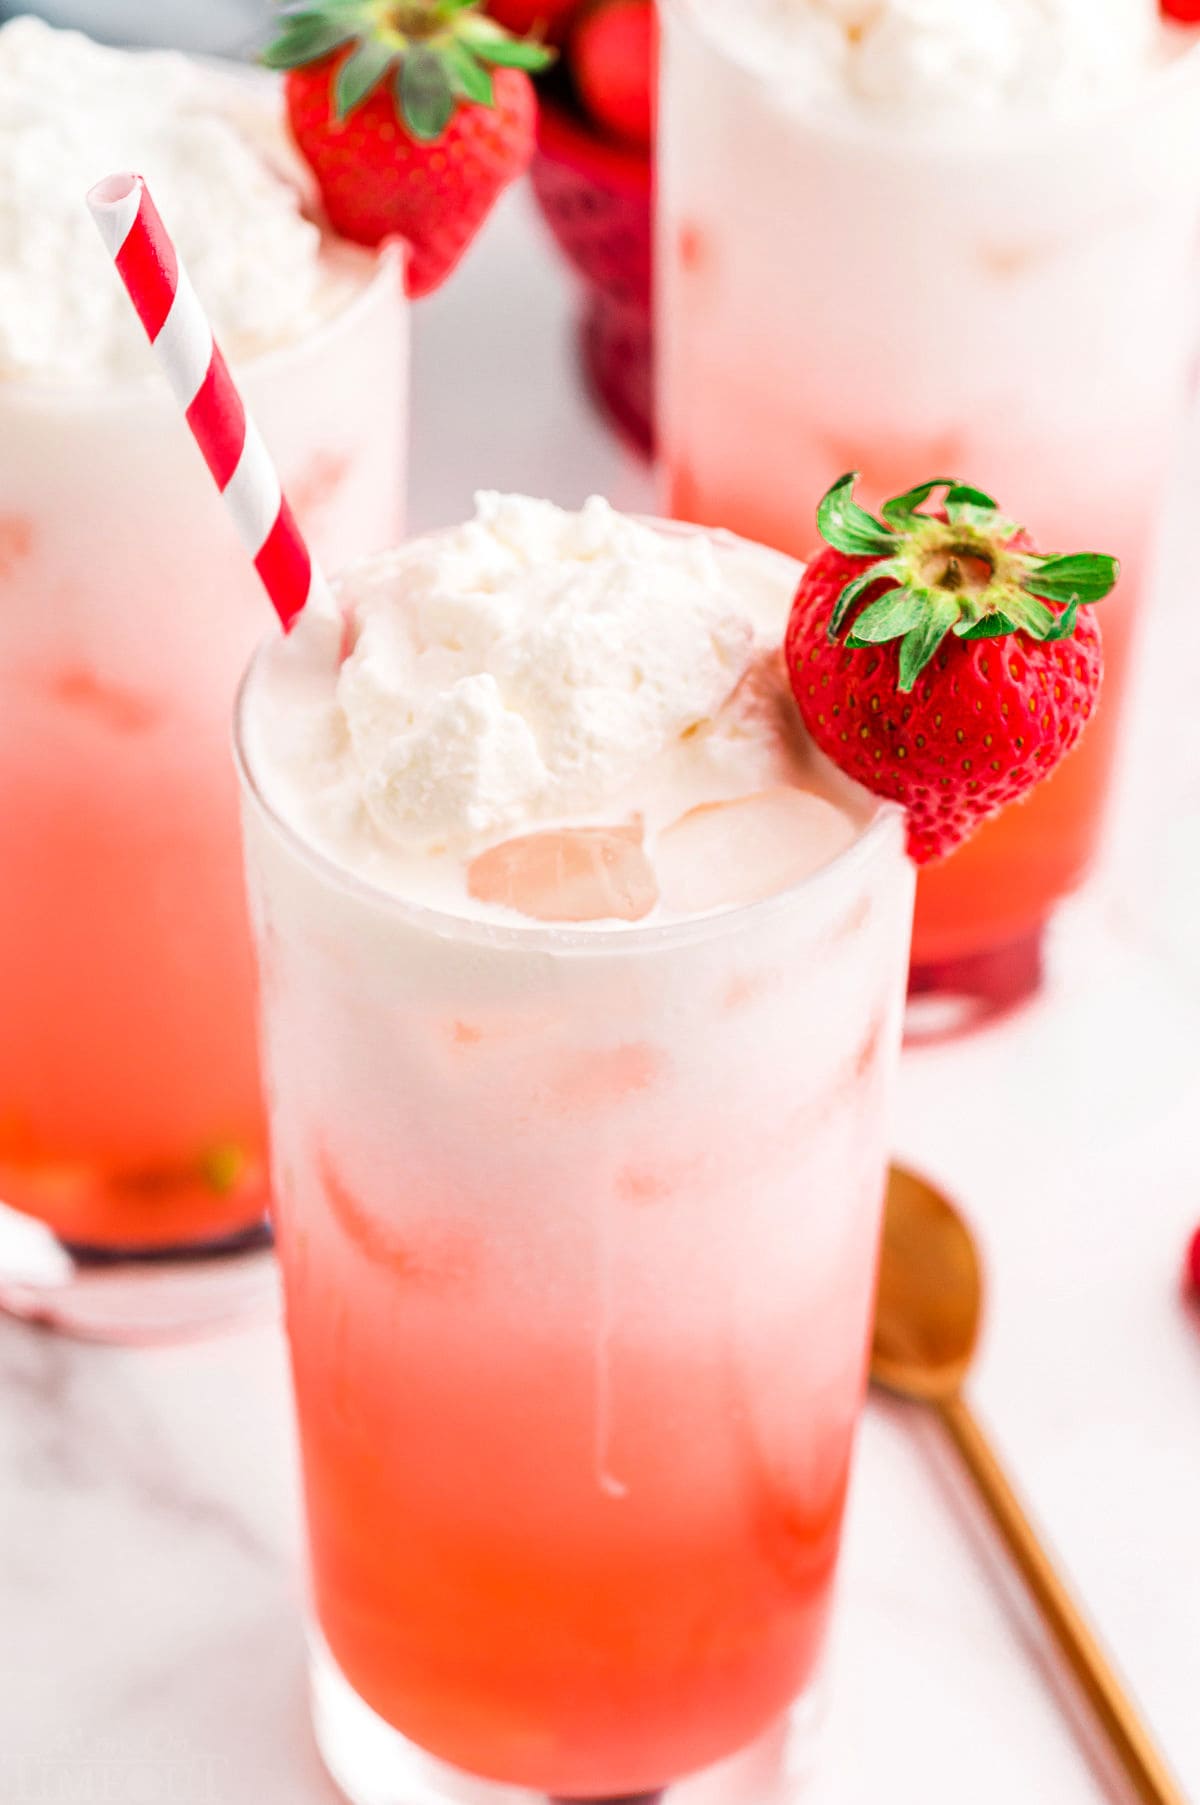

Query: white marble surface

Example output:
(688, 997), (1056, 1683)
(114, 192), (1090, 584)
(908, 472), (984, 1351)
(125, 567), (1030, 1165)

(3, 187), (1200, 1805)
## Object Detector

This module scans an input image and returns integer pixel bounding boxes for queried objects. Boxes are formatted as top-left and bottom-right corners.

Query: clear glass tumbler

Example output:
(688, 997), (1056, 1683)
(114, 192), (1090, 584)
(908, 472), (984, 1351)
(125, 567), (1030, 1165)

(0, 245), (407, 1341)
(656, 7), (1200, 1028)
(235, 536), (915, 1805)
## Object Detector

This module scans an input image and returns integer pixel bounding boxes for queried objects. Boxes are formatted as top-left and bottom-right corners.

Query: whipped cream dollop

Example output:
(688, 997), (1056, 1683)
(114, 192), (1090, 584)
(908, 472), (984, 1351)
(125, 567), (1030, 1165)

(692, 0), (1181, 121)
(248, 495), (830, 907)
(0, 16), (361, 382)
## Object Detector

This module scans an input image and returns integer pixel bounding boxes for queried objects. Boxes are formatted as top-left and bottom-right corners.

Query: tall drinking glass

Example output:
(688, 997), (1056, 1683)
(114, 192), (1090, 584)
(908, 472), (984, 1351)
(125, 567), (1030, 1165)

(0, 246), (407, 1340)
(656, 7), (1200, 1025)
(235, 525), (914, 1805)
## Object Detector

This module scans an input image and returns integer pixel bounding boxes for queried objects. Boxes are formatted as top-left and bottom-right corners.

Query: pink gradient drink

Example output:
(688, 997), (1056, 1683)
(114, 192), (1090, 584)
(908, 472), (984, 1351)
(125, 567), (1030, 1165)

(236, 503), (914, 1804)
(0, 24), (408, 1338)
(656, 0), (1200, 1024)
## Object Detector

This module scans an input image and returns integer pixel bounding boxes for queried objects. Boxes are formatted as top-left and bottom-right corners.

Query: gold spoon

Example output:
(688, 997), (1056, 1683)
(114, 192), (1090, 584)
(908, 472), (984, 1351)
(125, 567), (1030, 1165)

(872, 1165), (1187, 1805)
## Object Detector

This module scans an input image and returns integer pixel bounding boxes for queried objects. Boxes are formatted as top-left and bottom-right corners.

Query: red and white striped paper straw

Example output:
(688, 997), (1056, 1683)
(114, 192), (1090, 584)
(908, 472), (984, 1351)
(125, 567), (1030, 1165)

(87, 171), (331, 632)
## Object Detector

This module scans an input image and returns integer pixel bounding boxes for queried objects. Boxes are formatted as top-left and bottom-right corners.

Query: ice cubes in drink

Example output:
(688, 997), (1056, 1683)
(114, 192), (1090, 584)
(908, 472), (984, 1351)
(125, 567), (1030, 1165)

(656, 788), (856, 915)
(467, 824), (659, 924)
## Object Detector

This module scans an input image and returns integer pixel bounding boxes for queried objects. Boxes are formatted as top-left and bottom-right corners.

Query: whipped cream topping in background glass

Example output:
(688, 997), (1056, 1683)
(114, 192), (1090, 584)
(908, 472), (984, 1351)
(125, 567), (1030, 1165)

(693, 0), (1187, 122)
(244, 495), (868, 922)
(0, 15), (365, 382)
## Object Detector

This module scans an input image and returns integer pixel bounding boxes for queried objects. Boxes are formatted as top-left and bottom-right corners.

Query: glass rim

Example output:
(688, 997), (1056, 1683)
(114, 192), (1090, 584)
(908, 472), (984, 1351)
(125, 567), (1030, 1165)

(0, 238), (407, 406)
(659, 0), (1200, 151)
(232, 523), (909, 960)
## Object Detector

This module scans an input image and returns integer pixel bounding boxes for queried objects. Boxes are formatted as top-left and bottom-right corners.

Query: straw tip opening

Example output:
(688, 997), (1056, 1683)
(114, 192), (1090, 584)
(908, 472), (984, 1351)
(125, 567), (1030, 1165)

(87, 171), (143, 213)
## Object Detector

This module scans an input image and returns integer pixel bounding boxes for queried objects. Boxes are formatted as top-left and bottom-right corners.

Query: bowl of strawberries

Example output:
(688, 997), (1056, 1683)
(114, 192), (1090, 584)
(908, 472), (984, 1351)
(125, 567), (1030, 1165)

(489, 0), (656, 456)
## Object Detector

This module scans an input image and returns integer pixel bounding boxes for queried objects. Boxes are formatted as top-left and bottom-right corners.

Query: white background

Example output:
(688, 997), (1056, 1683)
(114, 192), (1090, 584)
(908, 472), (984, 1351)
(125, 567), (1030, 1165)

(1, 185), (1198, 1805)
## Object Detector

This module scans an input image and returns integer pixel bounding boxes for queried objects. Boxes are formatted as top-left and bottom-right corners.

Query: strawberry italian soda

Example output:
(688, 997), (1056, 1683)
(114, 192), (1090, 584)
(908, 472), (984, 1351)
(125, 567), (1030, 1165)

(0, 18), (407, 1338)
(656, 0), (1200, 1026)
(236, 495), (915, 1805)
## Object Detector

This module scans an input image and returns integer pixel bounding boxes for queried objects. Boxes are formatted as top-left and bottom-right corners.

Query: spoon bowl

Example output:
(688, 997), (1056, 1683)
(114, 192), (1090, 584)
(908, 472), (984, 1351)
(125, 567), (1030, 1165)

(872, 1165), (983, 1402)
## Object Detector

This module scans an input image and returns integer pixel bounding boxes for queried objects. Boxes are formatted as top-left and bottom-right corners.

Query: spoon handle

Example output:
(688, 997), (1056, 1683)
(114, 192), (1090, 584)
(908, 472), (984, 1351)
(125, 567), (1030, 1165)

(937, 1394), (1187, 1805)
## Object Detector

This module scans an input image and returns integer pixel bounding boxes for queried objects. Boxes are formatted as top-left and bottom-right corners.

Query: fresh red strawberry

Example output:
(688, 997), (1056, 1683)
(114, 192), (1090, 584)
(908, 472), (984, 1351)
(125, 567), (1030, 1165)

(488, 0), (579, 39)
(570, 0), (656, 150)
(264, 1), (554, 298)
(785, 476), (1117, 864)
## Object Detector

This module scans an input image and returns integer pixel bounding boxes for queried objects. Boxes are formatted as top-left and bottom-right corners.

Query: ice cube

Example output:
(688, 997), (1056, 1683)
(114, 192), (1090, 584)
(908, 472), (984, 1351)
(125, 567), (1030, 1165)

(467, 824), (659, 924)
(656, 788), (857, 916)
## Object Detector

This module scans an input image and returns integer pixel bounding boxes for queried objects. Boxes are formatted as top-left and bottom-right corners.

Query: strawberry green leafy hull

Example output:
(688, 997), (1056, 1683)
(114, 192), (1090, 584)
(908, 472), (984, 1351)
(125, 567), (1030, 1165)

(785, 476), (1115, 865)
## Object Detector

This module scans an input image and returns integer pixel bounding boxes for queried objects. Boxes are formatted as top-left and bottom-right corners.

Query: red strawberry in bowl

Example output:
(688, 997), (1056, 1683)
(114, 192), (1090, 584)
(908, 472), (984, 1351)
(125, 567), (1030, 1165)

(528, 0), (655, 454)
(263, 0), (554, 297)
(530, 95), (654, 453)
(785, 475), (1118, 864)
(487, 0), (579, 37)
(570, 0), (657, 152)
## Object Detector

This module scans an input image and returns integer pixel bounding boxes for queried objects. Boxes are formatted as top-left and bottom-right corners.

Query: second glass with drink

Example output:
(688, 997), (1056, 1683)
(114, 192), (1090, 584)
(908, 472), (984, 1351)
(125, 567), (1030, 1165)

(656, 0), (1200, 1021)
